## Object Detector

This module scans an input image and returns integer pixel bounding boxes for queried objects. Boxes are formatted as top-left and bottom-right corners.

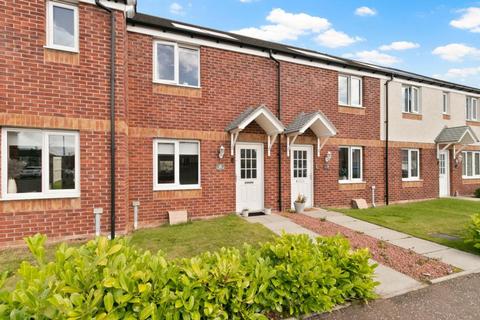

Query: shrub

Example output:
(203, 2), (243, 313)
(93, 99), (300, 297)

(474, 188), (480, 198)
(465, 214), (480, 251)
(0, 233), (377, 319)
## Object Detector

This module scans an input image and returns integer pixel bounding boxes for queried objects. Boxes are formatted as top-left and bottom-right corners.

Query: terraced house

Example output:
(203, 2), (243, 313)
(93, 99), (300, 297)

(1, 0), (480, 246)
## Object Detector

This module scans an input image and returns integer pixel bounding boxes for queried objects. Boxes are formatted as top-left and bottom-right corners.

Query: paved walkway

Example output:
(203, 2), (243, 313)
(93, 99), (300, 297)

(245, 214), (425, 298)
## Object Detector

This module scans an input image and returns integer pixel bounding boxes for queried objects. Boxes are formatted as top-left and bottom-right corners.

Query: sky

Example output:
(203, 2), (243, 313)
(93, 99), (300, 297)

(136, 1), (480, 88)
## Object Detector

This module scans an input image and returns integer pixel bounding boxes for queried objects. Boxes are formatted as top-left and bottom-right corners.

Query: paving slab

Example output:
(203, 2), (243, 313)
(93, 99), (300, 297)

(388, 237), (448, 254)
(373, 263), (425, 298)
(324, 215), (359, 224)
(425, 248), (480, 271)
(363, 228), (411, 241)
(339, 220), (384, 232)
(303, 210), (344, 219)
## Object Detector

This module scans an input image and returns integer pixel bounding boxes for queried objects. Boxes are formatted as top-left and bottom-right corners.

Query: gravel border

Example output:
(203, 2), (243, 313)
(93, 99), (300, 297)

(280, 213), (455, 281)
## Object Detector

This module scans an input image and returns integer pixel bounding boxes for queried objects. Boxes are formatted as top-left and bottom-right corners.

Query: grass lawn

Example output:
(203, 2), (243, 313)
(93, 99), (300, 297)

(0, 214), (275, 290)
(334, 198), (480, 254)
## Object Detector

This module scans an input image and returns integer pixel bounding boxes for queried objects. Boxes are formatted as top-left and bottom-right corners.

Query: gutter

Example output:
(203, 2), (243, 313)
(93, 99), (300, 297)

(269, 50), (282, 212)
(384, 74), (394, 206)
(96, 0), (117, 239)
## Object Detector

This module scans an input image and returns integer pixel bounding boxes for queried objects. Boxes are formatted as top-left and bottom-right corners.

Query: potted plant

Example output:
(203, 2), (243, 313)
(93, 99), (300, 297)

(7, 158), (26, 194)
(294, 194), (306, 213)
(241, 209), (249, 217)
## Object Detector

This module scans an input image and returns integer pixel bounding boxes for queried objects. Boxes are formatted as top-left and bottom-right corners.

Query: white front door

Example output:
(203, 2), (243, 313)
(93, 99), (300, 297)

(291, 145), (313, 209)
(439, 150), (450, 197)
(236, 143), (264, 213)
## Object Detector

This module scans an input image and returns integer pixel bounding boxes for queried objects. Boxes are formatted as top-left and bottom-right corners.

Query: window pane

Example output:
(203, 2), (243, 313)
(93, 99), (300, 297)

(443, 94), (448, 114)
(352, 148), (361, 179)
(463, 152), (467, 176)
(351, 78), (361, 106)
(179, 153), (198, 185)
(402, 150), (409, 178)
(410, 150), (419, 178)
(473, 99), (478, 120)
(53, 5), (75, 48)
(156, 43), (175, 81)
(179, 47), (199, 87)
(338, 76), (348, 105)
(467, 152), (473, 176)
(402, 87), (409, 112)
(7, 131), (42, 193)
(49, 135), (76, 190)
(158, 143), (175, 184)
(475, 153), (480, 176)
(412, 88), (419, 112)
(339, 148), (349, 180)
(466, 99), (471, 120)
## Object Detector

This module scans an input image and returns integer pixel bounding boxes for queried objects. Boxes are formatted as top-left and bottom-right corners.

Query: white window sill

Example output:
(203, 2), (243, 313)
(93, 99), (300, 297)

(462, 176), (480, 180)
(338, 104), (364, 109)
(466, 119), (479, 122)
(402, 112), (421, 115)
(0, 192), (80, 201)
(152, 80), (201, 89)
(338, 180), (365, 184)
(153, 185), (201, 191)
(44, 45), (79, 54)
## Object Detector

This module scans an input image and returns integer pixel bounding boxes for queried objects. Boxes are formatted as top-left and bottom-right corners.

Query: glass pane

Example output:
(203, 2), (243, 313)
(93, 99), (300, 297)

(339, 148), (349, 180)
(7, 131), (42, 193)
(156, 43), (175, 81)
(351, 78), (361, 106)
(252, 169), (257, 179)
(179, 153), (198, 185)
(475, 153), (480, 176)
(463, 152), (467, 176)
(403, 87), (409, 112)
(53, 5), (75, 48)
(49, 135), (75, 190)
(412, 88), (419, 112)
(411, 150), (419, 178)
(352, 148), (361, 179)
(241, 169), (245, 179)
(467, 152), (473, 176)
(246, 169), (251, 179)
(158, 143), (175, 184)
(473, 99), (478, 120)
(402, 150), (409, 178)
(443, 94), (448, 113)
(179, 47), (199, 87)
(338, 76), (348, 105)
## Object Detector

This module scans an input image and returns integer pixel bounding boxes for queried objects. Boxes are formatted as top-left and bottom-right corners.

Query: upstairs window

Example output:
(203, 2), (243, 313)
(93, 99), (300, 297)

(466, 97), (478, 121)
(154, 41), (200, 87)
(402, 149), (420, 180)
(442, 92), (449, 115)
(338, 146), (363, 182)
(46, 1), (79, 52)
(338, 75), (362, 107)
(402, 85), (420, 114)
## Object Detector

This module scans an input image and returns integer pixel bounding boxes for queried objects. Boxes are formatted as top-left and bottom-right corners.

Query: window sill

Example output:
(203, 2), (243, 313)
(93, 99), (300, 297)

(462, 178), (480, 185)
(44, 47), (79, 65)
(153, 83), (202, 98)
(402, 113), (422, 120)
(442, 114), (451, 120)
(338, 103), (364, 109)
(466, 121), (480, 126)
(152, 80), (200, 89)
(338, 181), (366, 191)
(153, 185), (201, 192)
(43, 45), (79, 54)
(338, 105), (365, 115)
(402, 179), (423, 188)
(153, 188), (202, 200)
(0, 192), (80, 202)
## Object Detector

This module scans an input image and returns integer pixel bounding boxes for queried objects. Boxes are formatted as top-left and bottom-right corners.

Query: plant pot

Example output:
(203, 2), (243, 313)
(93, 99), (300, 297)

(241, 209), (249, 217)
(264, 208), (272, 215)
(7, 178), (17, 194)
(294, 202), (305, 213)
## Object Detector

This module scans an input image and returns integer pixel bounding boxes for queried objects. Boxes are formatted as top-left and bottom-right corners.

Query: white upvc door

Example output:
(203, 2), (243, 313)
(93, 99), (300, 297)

(235, 143), (264, 213)
(290, 145), (313, 209)
(439, 150), (450, 197)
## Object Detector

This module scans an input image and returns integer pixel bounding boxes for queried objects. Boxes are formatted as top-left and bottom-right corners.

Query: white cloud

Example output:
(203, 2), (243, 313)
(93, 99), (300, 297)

(433, 66), (480, 84)
(450, 7), (480, 33)
(355, 6), (377, 16)
(231, 8), (330, 42)
(432, 43), (480, 62)
(169, 2), (184, 15)
(343, 50), (400, 66)
(379, 41), (420, 51)
(315, 29), (363, 48)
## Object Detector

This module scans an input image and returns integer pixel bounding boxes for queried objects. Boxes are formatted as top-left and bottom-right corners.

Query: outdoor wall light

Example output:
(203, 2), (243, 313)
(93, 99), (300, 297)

(219, 145), (225, 159)
(455, 154), (463, 168)
(325, 151), (332, 163)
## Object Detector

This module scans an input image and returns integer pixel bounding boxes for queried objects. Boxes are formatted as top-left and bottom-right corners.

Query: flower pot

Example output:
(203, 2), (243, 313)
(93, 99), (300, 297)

(7, 178), (17, 194)
(294, 202), (305, 213)
(241, 209), (249, 217)
(264, 208), (272, 215)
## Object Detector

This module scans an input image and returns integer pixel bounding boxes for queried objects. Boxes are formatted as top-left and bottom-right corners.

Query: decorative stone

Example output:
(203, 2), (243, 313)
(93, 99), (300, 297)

(351, 199), (368, 209)
(168, 210), (188, 225)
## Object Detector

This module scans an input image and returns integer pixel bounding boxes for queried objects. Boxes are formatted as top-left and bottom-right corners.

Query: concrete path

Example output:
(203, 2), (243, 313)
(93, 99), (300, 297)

(245, 214), (425, 298)
(304, 209), (480, 272)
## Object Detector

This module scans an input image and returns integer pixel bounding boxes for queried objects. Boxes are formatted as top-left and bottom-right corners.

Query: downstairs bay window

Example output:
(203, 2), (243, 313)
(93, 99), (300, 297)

(2, 128), (80, 200)
(153, 140), (200, 190)
(402, 149), (420, 180)
(462, 151), (480, 178)
(339, 146), (363, 182)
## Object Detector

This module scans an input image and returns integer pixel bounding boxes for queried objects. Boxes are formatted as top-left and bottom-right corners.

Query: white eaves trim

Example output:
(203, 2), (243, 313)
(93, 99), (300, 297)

(79, 0), (130, 11)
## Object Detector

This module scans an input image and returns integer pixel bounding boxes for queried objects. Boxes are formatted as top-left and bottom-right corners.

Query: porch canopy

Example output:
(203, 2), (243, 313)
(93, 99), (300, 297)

(435, 125), (479, 159)
(225, 105), (284, 156)
(285, 111), (337, 157)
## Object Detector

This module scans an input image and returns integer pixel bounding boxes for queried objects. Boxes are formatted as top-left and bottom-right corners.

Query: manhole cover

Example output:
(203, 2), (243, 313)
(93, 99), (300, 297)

(430, 233), (461, 241)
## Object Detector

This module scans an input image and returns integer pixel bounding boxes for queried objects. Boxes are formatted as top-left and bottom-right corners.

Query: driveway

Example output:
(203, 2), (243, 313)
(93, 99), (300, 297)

(314, 273), (480, 320)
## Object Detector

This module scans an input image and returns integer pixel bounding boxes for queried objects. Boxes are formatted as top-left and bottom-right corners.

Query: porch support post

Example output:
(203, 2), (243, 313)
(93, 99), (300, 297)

(230, 131), (239, 156)
(267, 134), (277, 157)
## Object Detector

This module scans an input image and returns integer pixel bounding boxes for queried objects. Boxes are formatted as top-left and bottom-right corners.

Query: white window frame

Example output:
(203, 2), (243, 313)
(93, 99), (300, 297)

(462, 151), (480, 179)
(466, 97), (478, 121)
(1, 128), (80, 201)
(402, 149), (420, 181)
(153, 40), (201, 88)
(442, 92), (449, 115)
(153, 139), (201, 191)
(402, 85), (420, 114)
(338, 74), (363, 108)
(338, 146), (363, 183)
(46, 1), (79, 53)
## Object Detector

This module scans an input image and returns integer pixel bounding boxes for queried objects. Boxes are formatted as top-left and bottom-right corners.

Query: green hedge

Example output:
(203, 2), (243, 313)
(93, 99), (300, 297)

(0, 233), (377, 319)
(466, 214), (480, 251)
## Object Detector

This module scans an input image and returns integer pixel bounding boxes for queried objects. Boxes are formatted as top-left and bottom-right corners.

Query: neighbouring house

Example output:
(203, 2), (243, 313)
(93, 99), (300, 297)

(1, 0), (480, 247)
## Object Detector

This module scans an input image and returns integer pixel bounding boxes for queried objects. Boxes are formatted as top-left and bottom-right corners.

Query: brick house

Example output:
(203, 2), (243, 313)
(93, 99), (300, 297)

(1, 0), (480, 247)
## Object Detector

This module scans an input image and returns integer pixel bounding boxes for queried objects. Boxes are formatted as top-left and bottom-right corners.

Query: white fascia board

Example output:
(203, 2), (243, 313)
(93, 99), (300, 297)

(79, 0), (128, 11)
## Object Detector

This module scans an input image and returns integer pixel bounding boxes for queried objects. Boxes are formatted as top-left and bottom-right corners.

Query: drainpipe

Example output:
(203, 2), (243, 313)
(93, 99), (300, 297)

(269, 50), (282, 212)
(384, 74), (394, 206)
(95, 0), (116, 239)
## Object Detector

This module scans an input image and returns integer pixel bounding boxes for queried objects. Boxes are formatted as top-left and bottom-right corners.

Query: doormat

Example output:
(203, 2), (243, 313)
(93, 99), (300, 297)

(248, 211), (265, 217)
